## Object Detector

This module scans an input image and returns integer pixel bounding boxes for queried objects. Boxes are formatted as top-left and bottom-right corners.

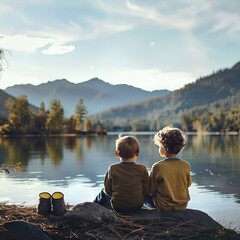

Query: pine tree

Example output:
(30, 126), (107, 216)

(75, 99), (88, 131)
(46, 99), (64, 134)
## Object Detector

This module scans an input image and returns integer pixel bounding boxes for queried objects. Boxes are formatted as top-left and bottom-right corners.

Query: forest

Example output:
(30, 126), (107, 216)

(0, 93), (239, 135)
(99, 104), (239, 133)
(0, 96), (106, 135)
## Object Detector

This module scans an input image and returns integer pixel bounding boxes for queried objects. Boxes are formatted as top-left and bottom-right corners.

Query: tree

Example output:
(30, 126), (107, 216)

(35, 102), (47, 133)
(75, 98), (88, 131)
(4, 95), (31, 133)
(64, 116), (77, 133)
(225, 105), (240, 131)
(180, 113), (193, 131)
(84, 118), (93, 131)
(46, 99), (64, 134)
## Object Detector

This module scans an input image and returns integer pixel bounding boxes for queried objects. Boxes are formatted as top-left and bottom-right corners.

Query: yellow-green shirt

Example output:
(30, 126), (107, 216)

(104, 162), (149, 210)
(150, 158), (191, 211)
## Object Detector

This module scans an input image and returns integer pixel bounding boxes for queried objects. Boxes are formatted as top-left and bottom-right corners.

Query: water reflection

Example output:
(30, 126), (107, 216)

(184, 135), (240, 204)
(0, 135), (239, 202)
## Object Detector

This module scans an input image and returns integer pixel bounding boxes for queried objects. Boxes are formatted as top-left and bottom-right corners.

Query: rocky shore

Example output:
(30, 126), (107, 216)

(0, 202), (239, 240)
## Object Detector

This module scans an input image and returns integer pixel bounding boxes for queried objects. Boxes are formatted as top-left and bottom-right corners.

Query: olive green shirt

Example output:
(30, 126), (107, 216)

(104, 162), (149, 210)
(150, 158), (191, 211)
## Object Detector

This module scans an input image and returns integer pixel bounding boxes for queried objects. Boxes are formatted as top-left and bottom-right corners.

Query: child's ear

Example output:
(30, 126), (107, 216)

(135, 150), (139, 156)
(115, 150), (120, 157)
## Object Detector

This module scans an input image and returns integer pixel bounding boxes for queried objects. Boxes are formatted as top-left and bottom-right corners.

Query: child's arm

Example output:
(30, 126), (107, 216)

(149, 166), (158, 196)
(142, 166), (150, 195)
(187, 169), (192, 187)
(104, 167), (112, 196)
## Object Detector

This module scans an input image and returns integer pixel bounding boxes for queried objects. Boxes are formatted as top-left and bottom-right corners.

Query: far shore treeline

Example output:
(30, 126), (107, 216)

(0, 92), (239, 135)
(0, 97), (107, 135)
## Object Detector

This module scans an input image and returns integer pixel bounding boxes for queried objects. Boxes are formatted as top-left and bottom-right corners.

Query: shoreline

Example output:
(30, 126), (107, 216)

(0, 131), (239, 138)
(1, 203), (240, 239)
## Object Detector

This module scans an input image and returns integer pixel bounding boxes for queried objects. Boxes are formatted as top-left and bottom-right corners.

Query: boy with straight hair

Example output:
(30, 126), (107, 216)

(94, 135), (149, 213)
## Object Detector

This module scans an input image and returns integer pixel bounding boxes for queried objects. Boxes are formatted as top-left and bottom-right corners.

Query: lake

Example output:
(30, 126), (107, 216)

(0, 133), (239, 230)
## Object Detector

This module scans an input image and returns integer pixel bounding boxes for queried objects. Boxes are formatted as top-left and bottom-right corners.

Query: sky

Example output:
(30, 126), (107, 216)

(0, 0), (240, 91)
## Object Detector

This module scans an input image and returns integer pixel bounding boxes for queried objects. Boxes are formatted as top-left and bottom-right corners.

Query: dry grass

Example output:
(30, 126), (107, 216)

(0, 204), (239, 240)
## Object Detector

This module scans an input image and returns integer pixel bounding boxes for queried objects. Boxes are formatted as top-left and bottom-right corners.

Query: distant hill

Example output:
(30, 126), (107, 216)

(0, 89), (15, 115)
(4, 78), (170, 116)
(95, 61), (240, 123)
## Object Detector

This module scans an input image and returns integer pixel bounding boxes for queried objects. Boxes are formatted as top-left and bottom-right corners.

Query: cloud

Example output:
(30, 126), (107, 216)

(210, 11), (240, 33)
(0, 0), (53, 5)
(24, 18), (133, 47)
(0, 4), (14, 13)
(42, 45), (75, 55)
(99, 0), (197, 30)
(5, 0), (238, 56)
(0, 34), (53, 53)
(82, 17), (134, 35)
(183, 32), (211, 73)
(0, 18), (132, 56)
(0, 4), (32, 26)
(126, 0), (193, 29)
(98, 0), (240, 35)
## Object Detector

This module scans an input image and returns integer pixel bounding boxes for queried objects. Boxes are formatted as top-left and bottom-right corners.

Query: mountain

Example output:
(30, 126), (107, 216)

(0, 89), (15, 115)
(4, 78), (170, 116)
(95, 61), (240, 122)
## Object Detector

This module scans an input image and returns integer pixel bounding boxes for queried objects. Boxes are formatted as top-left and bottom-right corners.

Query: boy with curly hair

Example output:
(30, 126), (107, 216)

(148, 126), (192, 211)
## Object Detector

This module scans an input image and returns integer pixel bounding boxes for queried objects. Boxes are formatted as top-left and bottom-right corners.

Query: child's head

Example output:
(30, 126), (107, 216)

(154, 126), (187, 156)
(115, 135), (140, 161)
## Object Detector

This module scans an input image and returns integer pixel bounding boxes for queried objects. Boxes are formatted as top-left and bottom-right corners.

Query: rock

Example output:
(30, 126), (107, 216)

(129, 208), (221, 228)
(63, 202), (118, 223)
(1, 220), (53, 240)
(64, 202), (220, 228)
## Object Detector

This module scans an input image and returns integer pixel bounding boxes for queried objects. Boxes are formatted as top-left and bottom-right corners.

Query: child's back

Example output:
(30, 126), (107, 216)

(95, 135), (149, 213)
(149, 126), (191, 211)
(105, 161), (149, 211)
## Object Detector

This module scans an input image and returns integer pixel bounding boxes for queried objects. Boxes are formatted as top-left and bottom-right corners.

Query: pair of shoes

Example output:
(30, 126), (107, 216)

(37, 191), (66, 216)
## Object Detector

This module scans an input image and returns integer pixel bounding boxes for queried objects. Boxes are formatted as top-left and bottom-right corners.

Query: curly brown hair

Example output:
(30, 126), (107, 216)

(154, 126), (187, 154)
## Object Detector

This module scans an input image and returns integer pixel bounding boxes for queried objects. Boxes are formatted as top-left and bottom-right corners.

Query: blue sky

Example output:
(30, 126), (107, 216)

(0, 0), (240, 91)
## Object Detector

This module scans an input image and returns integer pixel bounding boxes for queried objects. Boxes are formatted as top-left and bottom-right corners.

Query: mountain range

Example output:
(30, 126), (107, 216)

(94, 61), (240, 122)
(3, 78), (169, 116)
(1, 61), (239, 126)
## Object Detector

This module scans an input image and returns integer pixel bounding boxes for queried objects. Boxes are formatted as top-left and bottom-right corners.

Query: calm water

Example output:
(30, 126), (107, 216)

(0, 133), (239, 230)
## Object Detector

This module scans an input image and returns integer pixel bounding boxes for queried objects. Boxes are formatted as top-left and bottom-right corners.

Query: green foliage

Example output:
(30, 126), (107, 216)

(84, 118), (93, 131)
(46, 99), (64, 134)
(75, 98), (88, 130)
(35, 102), (47, 133)
(64, 116), (77, 133)
(4, 95), (32, 133)
(0, 96), (96, 135)
(0, 114), (7, 125)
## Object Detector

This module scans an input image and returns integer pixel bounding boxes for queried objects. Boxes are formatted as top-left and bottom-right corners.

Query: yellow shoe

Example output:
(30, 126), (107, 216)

(37, 192), (52, 215)
(52, 192), (66, 216)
